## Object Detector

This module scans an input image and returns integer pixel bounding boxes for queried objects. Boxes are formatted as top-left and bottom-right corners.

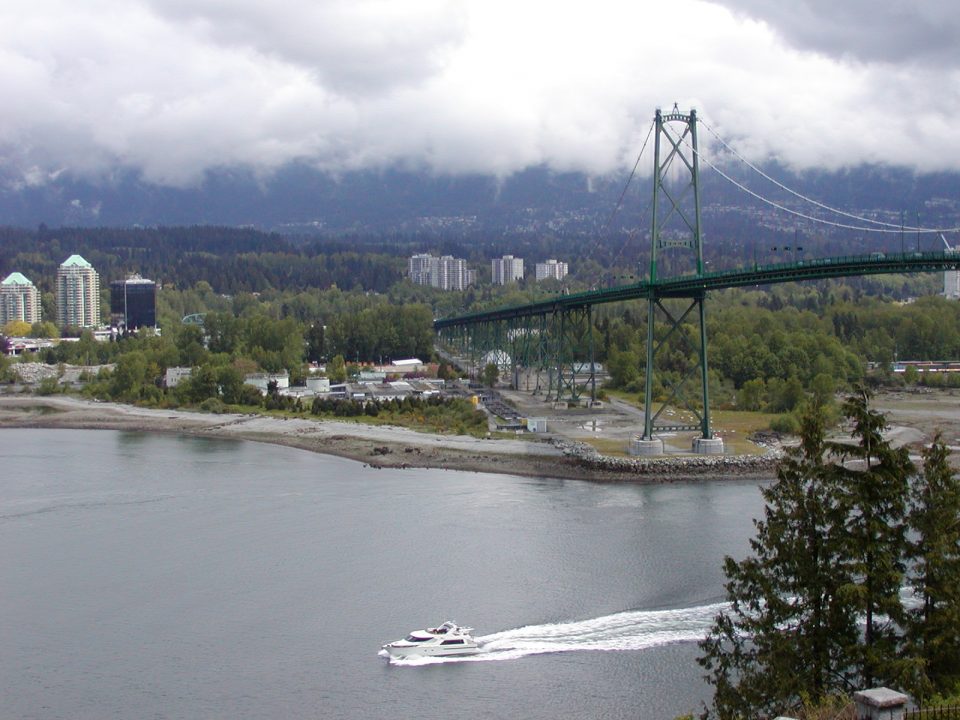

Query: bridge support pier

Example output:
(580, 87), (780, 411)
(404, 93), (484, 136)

(629, 437), (664, 456)
(692, 437), (724, 455)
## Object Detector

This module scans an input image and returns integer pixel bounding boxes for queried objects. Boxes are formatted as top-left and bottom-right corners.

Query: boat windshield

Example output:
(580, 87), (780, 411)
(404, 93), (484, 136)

(405, 635), (431, 642)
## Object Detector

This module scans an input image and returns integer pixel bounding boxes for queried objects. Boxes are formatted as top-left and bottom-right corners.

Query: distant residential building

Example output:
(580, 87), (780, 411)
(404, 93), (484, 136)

(408, 253), (434, 286)
(110, 274), (157, 329)
(407, 253), (475, 291)
(492, 255), (524, 285)
(946, 270), (960, 299)
(56, 254), (100, 328)
(535, 259), (569, 282)
(435, 255), (475, 291)
(945, 248), (960, 299)
(0, 272), (42, 327)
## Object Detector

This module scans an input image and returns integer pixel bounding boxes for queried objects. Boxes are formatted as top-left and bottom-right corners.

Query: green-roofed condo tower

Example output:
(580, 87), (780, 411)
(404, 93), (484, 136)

(0, 272), (42, 328)
(56, 255), (101, 328)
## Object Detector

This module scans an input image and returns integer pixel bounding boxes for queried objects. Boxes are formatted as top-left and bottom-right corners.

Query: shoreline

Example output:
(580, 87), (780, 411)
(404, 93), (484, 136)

(0, 394), (777, 483)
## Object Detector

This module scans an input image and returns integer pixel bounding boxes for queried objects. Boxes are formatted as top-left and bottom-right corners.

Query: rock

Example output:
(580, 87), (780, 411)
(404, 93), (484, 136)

(556, 438), (781, 476)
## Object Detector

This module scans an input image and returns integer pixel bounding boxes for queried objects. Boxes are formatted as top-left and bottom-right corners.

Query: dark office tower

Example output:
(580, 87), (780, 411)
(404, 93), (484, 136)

(110, 274), (157, 330)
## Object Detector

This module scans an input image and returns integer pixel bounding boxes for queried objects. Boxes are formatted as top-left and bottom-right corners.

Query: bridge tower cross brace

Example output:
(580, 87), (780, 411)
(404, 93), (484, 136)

(641, 107), (716, 448)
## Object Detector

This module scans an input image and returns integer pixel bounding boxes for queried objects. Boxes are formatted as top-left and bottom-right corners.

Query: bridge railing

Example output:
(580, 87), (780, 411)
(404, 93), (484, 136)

(693, 249), (958, 284)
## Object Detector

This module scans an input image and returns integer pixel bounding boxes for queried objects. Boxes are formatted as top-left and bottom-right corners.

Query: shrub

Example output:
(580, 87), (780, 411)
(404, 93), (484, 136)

(770, 413), (799, 435)
(199, 397), (226, 414)
(36, 376), (61, 396)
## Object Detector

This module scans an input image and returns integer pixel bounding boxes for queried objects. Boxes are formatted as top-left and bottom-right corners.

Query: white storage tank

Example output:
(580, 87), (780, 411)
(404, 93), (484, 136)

(526, 417), (548, 433)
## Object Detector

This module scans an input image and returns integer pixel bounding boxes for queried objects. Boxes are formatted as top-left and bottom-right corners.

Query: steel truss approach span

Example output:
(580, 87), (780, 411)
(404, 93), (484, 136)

(433, 108), (960, 455)
(435, 251), (960, 328)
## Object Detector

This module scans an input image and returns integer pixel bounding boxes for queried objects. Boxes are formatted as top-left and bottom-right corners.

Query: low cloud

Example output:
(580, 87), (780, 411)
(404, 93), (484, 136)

(714, 0), (960, 66)
(1, 0), (959, 190)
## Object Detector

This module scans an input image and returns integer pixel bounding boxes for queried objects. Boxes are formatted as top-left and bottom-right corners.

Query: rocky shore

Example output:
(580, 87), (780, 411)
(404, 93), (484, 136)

(557, 438), (781, 477)
(0, 394), (779, 483)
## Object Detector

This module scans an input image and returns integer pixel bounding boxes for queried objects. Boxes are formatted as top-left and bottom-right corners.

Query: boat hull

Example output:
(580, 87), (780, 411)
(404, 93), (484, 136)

(383, 643), (480, 659)
(382, 621), (480, 659)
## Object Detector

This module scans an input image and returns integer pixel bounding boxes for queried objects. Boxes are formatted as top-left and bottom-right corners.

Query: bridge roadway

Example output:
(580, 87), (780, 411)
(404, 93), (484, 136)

(433, 250), (960, 329)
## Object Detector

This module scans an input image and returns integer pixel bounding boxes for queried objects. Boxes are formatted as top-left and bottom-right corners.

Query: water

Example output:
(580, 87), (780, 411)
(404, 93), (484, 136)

(0, 429), (768, 719)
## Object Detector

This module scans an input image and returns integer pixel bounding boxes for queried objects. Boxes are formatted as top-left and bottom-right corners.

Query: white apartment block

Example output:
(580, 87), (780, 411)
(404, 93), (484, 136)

(408, 253), (434, 286)
(492, 255), (524, 285)
(535, 259), (569, 281)
(56, 254), (100, 328)
(945, 269), (960, 299)
(0, 272), (42, 327)
(408, 253), (475, 291)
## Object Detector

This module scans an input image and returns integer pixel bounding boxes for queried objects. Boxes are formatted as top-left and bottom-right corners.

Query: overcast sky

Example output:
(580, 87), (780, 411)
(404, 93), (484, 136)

(2, 0), (958, 189)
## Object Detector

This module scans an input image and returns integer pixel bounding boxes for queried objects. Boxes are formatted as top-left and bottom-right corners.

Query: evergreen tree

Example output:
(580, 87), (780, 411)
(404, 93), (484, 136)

(827, 387), (913, 689)
(700, 390), (922, 718)
(905, 433), (960, 700)
(327, 354), (347, 383)
(699, 403), (859, 719)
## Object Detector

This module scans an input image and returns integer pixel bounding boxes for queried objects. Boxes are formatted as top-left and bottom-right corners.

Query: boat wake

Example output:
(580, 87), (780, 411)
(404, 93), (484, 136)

(381, 602), (727, 666)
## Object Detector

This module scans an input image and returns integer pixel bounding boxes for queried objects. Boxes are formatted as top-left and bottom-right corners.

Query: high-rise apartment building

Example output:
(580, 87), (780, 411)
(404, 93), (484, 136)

(408, 253), (475, 291)
(110, 274), (157, 329)
(435, 255), (474, 291)
(0, 272), (42, 328)
(945, 243), (960, 299)
(408, 253), (435, 286)
(946, 267), (960, 299)
(492, 255), (524, 285)
(56, 254), (100, 328)
(535, 259), (569, 282)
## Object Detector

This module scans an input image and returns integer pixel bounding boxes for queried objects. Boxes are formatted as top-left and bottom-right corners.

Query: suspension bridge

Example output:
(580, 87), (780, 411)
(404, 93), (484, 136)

(433, 108), (960, 456)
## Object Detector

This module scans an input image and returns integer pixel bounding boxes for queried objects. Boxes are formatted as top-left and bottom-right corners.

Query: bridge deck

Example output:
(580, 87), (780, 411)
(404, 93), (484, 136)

(434, 250), (960, 329)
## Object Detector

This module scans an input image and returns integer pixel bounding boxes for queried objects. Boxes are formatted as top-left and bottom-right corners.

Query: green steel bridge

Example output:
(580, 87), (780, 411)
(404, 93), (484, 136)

(433, 108), (960, 455)
(435, 251), (960, 327)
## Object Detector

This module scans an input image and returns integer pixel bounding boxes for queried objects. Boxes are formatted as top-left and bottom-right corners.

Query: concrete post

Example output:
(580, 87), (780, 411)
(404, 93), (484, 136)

(854, 687), (908, 720)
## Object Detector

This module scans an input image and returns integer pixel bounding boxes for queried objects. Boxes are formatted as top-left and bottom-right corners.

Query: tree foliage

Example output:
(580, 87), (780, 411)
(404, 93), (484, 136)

(905, 433), (960, 700)
(699, 402), (860, 719)
(698, 390), (949, 719)
(827, 388), (913, 689)
(482, 362), (500, 387)
(2, 320), (31, 337)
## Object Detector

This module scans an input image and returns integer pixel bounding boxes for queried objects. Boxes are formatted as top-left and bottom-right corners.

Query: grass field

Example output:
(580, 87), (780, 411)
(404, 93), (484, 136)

(711, 410), (780, 454)
(600, 389), (778, 454)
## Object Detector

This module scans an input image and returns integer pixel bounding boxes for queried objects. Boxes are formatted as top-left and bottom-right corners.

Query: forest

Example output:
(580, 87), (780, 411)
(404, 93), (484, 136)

(2, 225), (960, 427)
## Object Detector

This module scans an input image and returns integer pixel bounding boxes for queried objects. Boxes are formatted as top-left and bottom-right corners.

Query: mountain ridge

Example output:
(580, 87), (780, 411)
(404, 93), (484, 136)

(1, 162), (958, 236)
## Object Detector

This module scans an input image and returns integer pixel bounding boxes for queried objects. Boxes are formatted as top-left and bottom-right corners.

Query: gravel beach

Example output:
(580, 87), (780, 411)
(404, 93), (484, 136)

(0, 395), (778, 483)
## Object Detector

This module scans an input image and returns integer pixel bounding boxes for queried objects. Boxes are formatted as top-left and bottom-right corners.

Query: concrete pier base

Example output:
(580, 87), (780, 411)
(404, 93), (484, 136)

(629, 437), (664, 456)
(692, 437), (725, 455)
(853, 687), (907, 720)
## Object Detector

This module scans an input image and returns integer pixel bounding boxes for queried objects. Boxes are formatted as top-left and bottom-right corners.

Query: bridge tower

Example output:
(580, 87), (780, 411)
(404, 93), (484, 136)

(634, 107), (723, 455)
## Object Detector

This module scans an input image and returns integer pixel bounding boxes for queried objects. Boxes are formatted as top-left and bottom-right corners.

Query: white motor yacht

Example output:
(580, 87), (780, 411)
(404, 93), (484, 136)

(382, 621), (480, 658)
